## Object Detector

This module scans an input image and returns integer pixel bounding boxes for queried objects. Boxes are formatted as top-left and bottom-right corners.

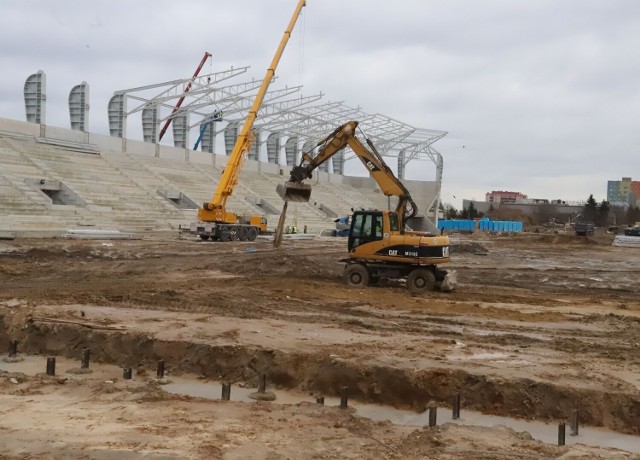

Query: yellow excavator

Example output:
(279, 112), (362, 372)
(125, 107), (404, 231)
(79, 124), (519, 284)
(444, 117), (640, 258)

(277, 120), (455, 293)
(189, 0), (306, 242)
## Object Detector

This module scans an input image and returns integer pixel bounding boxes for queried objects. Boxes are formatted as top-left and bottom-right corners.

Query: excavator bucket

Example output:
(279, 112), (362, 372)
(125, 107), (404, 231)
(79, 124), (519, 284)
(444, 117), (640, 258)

(276, 182), (312, 202)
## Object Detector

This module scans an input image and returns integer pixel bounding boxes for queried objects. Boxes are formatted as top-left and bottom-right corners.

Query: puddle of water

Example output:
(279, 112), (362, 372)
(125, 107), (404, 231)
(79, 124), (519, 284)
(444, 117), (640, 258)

(448, 352), (510, 361)
(1, 355), (77, 374)
(446, 351), (534, 367)
(163, 377), (640, 454)
(3, 357), (638, 454)
(163, 377), (323, 405)
(358, 405), (640, 453)
(0, 354), (123, 378)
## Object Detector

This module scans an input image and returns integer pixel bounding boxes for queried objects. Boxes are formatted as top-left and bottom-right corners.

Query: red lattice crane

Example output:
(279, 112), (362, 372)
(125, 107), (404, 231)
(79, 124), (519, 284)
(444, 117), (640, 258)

(158, 51), (212, 141)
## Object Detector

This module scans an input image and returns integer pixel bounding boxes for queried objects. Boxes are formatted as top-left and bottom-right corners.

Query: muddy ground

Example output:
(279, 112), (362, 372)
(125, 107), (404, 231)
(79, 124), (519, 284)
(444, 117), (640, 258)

(0, 231), (639, 459)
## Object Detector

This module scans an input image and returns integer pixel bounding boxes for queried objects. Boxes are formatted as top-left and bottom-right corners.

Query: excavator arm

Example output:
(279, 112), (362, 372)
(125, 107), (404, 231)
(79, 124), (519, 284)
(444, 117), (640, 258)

(278, 120), (418, 226)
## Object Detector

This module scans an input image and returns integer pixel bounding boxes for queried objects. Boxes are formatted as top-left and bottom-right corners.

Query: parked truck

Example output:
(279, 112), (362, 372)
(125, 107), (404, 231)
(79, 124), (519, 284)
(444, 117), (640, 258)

(575, 221), (595, 236)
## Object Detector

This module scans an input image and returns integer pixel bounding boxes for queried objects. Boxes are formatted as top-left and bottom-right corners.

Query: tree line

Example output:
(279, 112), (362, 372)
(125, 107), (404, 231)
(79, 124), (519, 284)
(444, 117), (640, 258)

(581, 194), (639, 227)
(443, 194), (640, 227)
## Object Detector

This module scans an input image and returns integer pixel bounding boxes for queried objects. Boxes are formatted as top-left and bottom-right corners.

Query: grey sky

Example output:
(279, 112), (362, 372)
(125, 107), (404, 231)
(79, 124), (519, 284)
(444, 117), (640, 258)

(1, 0), (639, 209)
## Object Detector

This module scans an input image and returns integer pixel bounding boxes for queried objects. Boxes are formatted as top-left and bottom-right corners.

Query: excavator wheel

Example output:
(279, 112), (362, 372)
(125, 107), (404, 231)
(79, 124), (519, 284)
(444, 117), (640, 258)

(199, 234), (210, 241)
(344, 263), (370, 288)
(248, 227), (259, 241)
(407, 268), (436, 294)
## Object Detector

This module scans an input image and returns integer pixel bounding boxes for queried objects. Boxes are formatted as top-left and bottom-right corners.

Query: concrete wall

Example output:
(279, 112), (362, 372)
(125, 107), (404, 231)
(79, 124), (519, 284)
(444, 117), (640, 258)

(259, 161), (288, 176)
(125, 138), (155, 157)
(89, 132), (122, 152)
(0, 117), (40, 137)
(244, 159), (260, 173)
(158, 144), (185, 162)
(189, 150), (214, 165)
(45, 125), (88, 143)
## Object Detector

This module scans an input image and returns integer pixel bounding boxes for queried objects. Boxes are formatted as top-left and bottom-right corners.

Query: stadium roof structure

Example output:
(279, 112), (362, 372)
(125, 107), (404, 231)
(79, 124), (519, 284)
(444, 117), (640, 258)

(107, 63), (447, 178)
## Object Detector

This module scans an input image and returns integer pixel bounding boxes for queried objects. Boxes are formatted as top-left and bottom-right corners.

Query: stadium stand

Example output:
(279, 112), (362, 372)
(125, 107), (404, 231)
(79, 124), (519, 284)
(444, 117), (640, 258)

(0, 118), (438, 237)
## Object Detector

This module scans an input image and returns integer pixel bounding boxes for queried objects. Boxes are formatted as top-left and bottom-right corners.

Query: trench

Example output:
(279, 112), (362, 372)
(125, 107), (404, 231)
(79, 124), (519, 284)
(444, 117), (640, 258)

(157, 377), (640, 454)
(1, 315), (640, 441)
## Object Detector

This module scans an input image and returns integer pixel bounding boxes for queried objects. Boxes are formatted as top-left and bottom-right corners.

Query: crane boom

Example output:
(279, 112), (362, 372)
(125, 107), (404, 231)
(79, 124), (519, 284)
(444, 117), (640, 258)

(158, 51), (212, 141)
(197, 0), (306, 224)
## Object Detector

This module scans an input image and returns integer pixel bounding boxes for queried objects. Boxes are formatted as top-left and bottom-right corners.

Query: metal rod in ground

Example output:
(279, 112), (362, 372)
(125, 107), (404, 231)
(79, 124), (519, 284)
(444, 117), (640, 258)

(452, 394), (460, 420)
(316, 395), (324, 405)
(221, 382), (231, 401)
(81, 348), (90, 369)
(123, 368), (132, 380)
(46, 357), (56, 376)
(340, 386), (348, 409)
(570, 409), (579, 436)
(428, 406), (438, 427)
(258, 374), (266, 393)
(8, 340), (17, 357)
(558, 423), (566, 446)
(157, 359), (165, 379)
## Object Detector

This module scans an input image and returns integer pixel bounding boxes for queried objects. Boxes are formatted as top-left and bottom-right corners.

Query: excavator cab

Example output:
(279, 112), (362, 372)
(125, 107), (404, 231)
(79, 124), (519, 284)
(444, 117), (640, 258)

(348, 211), (385, 251)
(276, 181), (312, 202)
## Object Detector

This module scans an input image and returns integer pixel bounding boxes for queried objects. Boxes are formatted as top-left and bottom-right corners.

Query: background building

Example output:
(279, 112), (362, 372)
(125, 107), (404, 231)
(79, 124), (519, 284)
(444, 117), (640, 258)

(607, 177), (640, 206)
(485, 190), (527, 205)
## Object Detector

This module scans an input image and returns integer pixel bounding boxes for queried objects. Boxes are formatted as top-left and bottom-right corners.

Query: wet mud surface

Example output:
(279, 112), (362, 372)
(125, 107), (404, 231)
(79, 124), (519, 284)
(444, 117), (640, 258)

(0, 232), (639, 459)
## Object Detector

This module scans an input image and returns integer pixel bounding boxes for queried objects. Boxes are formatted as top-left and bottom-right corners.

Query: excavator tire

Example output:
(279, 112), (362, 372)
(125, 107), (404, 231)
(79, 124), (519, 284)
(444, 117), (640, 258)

(344, 263), (370, 288)
(248, 227), (259, 241)
(199, 235), (210, 241)
(407, 268), (436, 294)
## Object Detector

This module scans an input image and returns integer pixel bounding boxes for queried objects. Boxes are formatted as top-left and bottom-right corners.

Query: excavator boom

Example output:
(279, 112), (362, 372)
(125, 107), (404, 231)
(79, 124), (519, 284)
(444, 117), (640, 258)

(277, 120), (418, 225)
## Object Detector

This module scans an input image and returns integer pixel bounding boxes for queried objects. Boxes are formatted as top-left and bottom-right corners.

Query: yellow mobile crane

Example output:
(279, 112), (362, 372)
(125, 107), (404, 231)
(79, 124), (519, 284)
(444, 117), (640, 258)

(277, 121), (455, 293)
(190, 0), (306, 242)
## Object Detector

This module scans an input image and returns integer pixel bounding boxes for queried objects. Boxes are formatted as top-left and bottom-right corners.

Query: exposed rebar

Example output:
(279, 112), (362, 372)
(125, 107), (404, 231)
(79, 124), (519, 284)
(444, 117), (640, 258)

(8, 340), (17, 358)
(46, 357), (56, 376)
(157, 359), (165, 379)
(81, 348), (90, 369)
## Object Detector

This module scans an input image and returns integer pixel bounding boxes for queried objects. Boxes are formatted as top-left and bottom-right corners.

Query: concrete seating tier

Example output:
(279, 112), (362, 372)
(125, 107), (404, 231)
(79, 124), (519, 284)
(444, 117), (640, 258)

(256, 172), (334, 232)
(0, 133), (397, 235)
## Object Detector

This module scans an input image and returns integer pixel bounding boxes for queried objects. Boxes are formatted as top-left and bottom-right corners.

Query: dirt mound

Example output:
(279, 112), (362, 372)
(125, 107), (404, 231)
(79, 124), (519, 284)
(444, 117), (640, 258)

(451, 241), (489, 254)
(225, 249), (343, 280)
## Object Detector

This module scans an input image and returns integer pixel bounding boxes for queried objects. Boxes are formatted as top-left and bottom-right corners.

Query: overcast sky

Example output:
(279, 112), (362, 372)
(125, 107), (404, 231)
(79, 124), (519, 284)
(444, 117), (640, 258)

(2, 0), (639, 209)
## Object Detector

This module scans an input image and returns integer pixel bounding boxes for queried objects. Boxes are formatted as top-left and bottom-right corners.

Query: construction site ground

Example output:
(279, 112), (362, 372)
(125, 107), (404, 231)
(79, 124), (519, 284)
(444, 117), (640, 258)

(0, 231), (639, 459)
